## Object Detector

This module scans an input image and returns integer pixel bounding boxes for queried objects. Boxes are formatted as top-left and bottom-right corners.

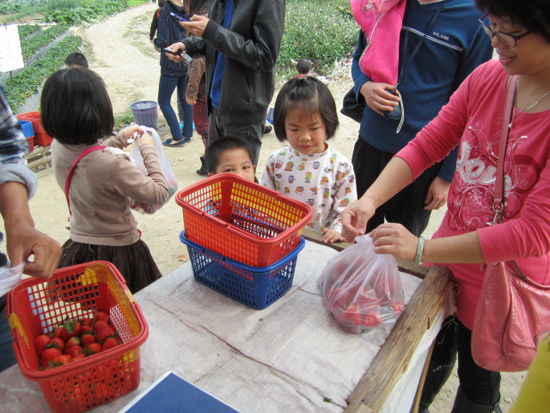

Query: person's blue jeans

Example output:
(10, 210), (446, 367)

(0, 305), (17, 373)
(158, 74), (193, 141)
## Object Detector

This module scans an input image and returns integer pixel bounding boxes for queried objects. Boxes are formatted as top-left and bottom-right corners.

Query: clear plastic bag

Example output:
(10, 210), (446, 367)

(131, 126), (179, 214)
(319, 235), (405, 334)
(0, 262), (24, 297)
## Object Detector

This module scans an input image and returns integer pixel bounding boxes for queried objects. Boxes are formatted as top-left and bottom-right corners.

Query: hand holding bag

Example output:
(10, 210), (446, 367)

(471, 75), (550, 372)
(319, 235), (405, 334)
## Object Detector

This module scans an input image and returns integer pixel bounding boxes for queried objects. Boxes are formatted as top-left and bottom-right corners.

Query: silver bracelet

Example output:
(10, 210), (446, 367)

(415, 236), (425, 266)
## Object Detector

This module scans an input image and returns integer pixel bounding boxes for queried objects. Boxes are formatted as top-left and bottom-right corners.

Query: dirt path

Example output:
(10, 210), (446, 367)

(22, 4), (524, 411)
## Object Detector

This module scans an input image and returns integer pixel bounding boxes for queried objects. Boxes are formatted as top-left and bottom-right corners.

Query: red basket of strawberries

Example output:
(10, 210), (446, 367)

(7, 261), (148, 413)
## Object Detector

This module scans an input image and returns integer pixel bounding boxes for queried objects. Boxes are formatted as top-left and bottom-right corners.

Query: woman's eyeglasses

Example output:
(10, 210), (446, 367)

(478, 13), (532, 47)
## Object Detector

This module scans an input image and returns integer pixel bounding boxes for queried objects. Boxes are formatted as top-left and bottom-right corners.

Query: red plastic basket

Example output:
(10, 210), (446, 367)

(7, 261), (149, 413)
(16, 111), (53, 146)
(175, 173), (313, 267)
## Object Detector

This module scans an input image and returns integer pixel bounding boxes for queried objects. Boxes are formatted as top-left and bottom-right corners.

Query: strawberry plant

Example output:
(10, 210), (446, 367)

(5, 35), (82, 112)
(21, 24), (68, 60)
(17, 24), (41, 40)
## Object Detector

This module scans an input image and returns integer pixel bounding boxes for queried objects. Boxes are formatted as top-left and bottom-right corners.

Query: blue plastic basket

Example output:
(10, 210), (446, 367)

(19, 120), (34, 139)
(180, 231), (305, 310)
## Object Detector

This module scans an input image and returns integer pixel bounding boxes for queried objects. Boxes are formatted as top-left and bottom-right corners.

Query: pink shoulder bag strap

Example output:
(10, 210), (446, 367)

(64, 146), (106, 214)
(491, 74), (519, 224)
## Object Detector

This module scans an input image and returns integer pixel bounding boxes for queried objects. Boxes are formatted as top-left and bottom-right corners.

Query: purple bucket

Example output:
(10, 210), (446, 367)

(130, 100), (159, 130)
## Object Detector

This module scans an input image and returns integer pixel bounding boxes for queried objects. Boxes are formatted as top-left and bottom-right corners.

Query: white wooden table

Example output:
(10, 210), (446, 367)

(0, 237), (450, 413)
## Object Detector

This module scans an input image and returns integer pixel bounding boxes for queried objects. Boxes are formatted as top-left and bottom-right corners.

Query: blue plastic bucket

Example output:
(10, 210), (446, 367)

(130, 101), (159, 129)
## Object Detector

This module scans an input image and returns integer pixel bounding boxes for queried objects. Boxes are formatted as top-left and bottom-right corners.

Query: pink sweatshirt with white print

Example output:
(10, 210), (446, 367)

(397, 60), (550, 329)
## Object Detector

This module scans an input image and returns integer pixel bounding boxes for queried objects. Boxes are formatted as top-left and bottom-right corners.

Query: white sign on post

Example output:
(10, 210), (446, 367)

(0, 24), (24, 73)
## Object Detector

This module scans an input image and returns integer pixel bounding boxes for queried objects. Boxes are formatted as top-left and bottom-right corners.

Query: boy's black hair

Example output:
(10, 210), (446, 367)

(273, 76), (339, 142)
(204, 136), (254, 173)
(296, 58), (312, 75)
(64, 52), (89, 68)
(476, 0), (550, 43)
(41, 68), (114, 145)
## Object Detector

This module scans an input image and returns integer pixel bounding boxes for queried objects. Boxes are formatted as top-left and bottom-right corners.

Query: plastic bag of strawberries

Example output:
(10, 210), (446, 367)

(318, 234), (405, 334)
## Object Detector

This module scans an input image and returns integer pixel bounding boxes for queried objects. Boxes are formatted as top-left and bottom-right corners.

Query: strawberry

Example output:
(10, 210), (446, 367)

(84, 342), (101, 356)
(81, 333), (96, 347)
(94, 311), (109, 324)
(48, 337), (66, 352)
(391, 302), (405, 315)
(342, 303), (363, 326)
(61, 319), (82, 340)
(71, 354), (86, 362)
(64, 345), (84, 358)
(363, 313), (382, 328)
(42, 347), (62, 366)
(49, 354), (72, 368)
(52, 326), (67, 339)
(101, 336), (120, 352)
(34, 334), (50, 357)
(65, 336), (81, 350)
(79, 317), (93, 327)
(81, 325), (92, 335)
(95, 323), (115, 343)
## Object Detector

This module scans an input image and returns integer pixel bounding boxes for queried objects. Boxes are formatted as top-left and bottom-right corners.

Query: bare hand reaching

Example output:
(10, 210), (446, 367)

(340, 197), (376, 243)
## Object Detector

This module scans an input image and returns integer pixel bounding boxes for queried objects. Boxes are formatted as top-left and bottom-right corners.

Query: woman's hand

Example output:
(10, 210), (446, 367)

(360, 81), (400, 116)
(185, 96), (196, 105)
(322, 228), (345, 244)
(182, 15), (209, 37)
(341, 197), (376, 243)
(371, 223), (418, 262)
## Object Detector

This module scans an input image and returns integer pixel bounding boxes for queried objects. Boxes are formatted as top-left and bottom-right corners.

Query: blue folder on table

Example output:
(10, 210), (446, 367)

(120, 371), (241, 413)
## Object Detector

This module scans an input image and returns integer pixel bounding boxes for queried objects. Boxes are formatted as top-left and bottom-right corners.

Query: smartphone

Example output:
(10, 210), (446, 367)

(164, 47), (183, 56)
(163, 48), (193, 66)
(170, 12), (189, 22)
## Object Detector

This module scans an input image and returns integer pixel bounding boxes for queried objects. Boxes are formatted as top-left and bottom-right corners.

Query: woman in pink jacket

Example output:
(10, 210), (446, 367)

(341, 0), (550, 412)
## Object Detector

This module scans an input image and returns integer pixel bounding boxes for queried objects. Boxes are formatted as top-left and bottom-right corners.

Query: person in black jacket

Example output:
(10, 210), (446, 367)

(165, 0), (285, 165)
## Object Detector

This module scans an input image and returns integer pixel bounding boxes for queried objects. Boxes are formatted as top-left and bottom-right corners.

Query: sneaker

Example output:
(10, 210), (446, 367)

(183, 136), (191, 143)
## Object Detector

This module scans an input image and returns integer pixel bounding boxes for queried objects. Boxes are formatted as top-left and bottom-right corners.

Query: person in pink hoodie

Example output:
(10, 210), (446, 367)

(342, 0), (550, 411)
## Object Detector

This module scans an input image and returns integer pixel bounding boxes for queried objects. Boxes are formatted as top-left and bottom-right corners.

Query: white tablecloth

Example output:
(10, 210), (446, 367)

(0, 240), (430, 413)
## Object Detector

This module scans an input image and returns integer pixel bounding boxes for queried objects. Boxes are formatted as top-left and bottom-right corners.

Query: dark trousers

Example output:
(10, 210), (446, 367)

(208, 107), (264, 166)
(193, 80), (210, 151)
(429, 316), (501, 406)
(351, 138), (441, 237)
(158, 73), (193, 141)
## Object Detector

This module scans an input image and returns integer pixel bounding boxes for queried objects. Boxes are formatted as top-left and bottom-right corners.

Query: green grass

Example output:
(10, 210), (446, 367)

(278, 0), (357, 77)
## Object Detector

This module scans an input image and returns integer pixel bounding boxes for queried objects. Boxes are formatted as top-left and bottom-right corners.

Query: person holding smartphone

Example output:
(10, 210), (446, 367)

(165, 0), (285, 168)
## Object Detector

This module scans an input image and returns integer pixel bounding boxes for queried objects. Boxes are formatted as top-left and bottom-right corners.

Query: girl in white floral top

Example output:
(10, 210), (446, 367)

(261, 76), (357, 244)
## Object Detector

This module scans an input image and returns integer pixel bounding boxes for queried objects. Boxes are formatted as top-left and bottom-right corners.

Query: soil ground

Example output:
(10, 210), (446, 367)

(7, 3), (525, 411)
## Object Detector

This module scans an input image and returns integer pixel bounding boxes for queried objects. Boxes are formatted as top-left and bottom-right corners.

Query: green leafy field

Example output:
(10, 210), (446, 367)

(3, 0), (359, 112)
